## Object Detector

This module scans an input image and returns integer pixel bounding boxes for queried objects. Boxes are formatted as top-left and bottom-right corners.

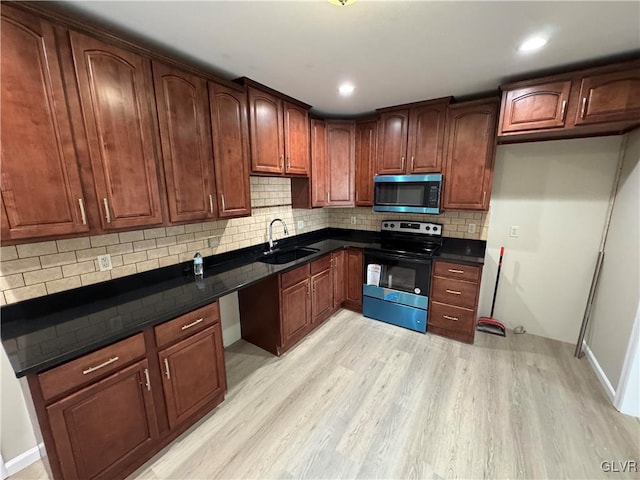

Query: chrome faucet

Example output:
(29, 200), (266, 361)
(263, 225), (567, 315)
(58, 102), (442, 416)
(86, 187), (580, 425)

(268, 218), (289, 252)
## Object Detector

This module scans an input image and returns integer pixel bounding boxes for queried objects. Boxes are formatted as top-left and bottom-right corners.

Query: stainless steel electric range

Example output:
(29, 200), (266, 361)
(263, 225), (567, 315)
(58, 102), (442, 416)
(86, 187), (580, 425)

(363, 220), (443, 333)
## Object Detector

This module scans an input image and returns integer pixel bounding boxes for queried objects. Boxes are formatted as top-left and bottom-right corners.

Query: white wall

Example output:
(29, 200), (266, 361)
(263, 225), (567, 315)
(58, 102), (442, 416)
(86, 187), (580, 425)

(586, 129), (640, 398)
(1, 347), (37, 464)
(478, 136), (622, 343)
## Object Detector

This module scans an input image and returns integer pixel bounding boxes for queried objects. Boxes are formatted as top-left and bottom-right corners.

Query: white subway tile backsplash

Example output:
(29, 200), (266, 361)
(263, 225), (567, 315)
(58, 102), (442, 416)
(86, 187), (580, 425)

(40, 252), (77, 268)
(56, 237), (90, 253)
(1, 246), (19, 261)
(23, 267), (63, 286)
(16, 241), (57, 258)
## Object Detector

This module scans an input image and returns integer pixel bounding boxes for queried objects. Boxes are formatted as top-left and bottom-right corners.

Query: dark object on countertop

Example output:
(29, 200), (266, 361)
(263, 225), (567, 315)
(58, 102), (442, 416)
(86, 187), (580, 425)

(477, 246), (506, 337)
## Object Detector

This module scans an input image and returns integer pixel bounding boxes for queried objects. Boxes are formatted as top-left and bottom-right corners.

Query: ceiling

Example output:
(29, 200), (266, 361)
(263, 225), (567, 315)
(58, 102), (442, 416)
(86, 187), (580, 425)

(57, 1), (640, 116)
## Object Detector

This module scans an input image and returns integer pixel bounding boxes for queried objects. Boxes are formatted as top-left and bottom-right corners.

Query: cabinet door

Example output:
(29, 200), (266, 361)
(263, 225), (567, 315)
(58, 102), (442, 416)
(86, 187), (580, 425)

(376, 110), (409, 174)
(575, 69), (640, 125)
(47, 360), (158, 480)
(443, 100), (498, 211)
(407, 102), (447, 173)
(355, 121), (377, 206)
(158, 325), (226, 430)
(247, 86), (284, 174)
(209, 82), (252, 218)
(345, 248), (363, 311)
(153, 62), (215, 223)
(311, 268), (333, 325)
(310, 119), (328, 206)
(69, 31), (163, 230)
(327, 122), (355, 206)
(500, 81), (571, 133)
(332, 250), (346, 309)
(281, 278), (310, 348)
(283, 101), (310, 175)
(1, 7), (89, 240)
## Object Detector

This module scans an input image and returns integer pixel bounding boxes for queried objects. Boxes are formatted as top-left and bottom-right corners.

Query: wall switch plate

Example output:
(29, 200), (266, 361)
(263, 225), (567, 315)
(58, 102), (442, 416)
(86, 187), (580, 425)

(97, 254), (112, 271)
(509, 226), (520, 238)
(208, 236), (219, 248)
(350, 216), (357, 225)
(468, 223), (476, 234)
(297, 220), (304, 229)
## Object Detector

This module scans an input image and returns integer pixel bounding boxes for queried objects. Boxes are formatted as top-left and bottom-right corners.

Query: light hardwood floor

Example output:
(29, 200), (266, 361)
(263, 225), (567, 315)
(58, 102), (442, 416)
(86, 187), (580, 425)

(11, 310), (640, 479)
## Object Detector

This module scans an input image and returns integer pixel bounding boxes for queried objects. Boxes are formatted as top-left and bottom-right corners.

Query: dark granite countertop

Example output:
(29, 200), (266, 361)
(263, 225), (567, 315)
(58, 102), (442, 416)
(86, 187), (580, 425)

(1, 229), (380, 377)
(1, 228), (485, 377)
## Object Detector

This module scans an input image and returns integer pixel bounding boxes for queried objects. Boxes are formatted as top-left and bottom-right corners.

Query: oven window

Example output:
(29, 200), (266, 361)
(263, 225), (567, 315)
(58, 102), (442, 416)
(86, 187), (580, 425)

(380, 265), (416, 292)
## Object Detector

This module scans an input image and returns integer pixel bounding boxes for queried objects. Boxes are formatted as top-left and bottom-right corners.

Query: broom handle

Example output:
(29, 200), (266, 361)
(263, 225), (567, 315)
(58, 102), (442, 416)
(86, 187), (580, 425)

(490, 246), (504, 318)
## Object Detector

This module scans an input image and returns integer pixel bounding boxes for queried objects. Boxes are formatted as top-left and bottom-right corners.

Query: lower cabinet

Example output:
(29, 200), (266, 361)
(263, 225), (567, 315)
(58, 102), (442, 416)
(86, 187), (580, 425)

(428, 260), (482, 343)
(27, 303), (226, 480)
(344, 248), (363, 312)
(239, 249), (363, 356)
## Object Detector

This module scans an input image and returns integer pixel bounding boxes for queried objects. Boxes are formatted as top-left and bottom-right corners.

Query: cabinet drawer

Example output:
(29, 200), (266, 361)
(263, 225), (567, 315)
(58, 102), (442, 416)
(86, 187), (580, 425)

(38, 333), (146, 402)
(433, 261), (481, 283)
(310, 254), (331, 275)
(280, 263), (310, 289)
(155, 303), (219, 349)
(429, 301), (475, 334)
(431, 276), (478, 309)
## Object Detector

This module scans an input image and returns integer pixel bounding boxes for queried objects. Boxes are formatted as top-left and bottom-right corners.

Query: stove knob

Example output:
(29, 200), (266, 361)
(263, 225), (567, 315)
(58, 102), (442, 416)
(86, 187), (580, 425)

(390, 223), (395, 228)
(384, 223), (388, 228)
(425, 225), (431, 231)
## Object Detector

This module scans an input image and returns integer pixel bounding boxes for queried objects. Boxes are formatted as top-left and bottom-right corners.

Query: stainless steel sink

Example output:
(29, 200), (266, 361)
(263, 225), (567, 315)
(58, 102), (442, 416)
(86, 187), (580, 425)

(258, 246), (320, 265)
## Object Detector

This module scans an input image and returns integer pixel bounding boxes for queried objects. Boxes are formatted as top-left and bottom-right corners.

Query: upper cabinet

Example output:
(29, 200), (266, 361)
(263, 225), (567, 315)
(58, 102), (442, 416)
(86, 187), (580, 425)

(499, 60), (640, 142)
(69, 31), (164, 230)
(376, 98), (450, 175)
(443, 99), (499, 211)
(355, 120), (377, 206)
(310, 119), (329, 207)
(1, 6), (89, 241)
(152, 62), (216, 223)
(327, 122), (356, 206)
(246, 82), (310, 176)
(209, 82), (252, 218)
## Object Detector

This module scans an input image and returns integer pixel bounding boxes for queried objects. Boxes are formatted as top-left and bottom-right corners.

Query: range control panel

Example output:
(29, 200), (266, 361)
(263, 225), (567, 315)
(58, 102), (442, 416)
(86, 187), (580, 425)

(381, 220), (442, 236)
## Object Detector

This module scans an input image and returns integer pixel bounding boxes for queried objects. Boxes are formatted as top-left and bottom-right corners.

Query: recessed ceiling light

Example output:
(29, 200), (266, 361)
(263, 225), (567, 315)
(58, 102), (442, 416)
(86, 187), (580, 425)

(518, 36), (548, 53)
(338, 83), (355, 96)
(328, 0), (358, 6)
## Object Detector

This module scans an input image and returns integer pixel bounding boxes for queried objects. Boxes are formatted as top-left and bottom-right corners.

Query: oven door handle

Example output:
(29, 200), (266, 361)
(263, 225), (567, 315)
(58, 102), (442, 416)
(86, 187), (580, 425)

(365, 251), (431, 265)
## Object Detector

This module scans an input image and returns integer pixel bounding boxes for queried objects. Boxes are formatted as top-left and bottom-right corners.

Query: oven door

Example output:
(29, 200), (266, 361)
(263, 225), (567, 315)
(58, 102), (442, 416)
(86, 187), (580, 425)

(364, 250), (431, 297)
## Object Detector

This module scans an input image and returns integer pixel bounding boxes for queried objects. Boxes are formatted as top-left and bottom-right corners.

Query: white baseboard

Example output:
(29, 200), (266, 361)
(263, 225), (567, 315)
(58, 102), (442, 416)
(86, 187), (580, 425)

(3, 444), (41, 478)
(583, 340), (616, 403)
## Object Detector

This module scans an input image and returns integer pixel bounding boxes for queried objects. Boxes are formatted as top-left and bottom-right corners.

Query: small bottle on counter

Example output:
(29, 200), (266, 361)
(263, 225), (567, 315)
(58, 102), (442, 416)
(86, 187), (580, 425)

(193, 252), (203, 278)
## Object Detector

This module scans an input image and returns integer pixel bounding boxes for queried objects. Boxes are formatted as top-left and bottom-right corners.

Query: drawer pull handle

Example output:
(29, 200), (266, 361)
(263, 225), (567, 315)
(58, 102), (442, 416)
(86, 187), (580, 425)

(443, 314), (459, 321)
(445, 289), (462, 295)
(163, 358), (171, 380)
(78, 198), (87, 225)
(144, 368), (151, 391)
(448, 269), (464, 274)
(209, 194), (214, 214)
(103, 198), (111, 224)
(181, 318), (204, 331)
(581, 97), (587, 118)
(82, 356), (119, 375)
(560, 100), (567, 122)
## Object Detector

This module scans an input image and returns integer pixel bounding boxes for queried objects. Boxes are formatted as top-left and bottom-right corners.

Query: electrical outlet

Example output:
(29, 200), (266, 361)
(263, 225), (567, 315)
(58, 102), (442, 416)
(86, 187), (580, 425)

(207, 236), (219, 248)
(509, 226), (520, 238)
(468, 223), (476, 234)
(350, 216), (357, 225)
(97, 254), (112, 271)
(297, 220), (305, 229)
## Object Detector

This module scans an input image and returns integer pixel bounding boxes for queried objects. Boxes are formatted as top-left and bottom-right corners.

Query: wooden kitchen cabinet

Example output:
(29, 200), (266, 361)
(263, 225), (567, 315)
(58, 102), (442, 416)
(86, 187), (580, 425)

(246, 82), (310, 176)
(442, 98), (499, 211)
(332, 250), (346, 309)
(311, 269), (333, 326)
(429, 260), (482, 344)
(575, 69), (640, 125)
(0, 6), (89, 241)
(355, 120), (377, 206)
(344, 248), (363, 312)
(158, 325), (226, 429)
(153, 62), (216, 223)
(376, 98), (450, 176)
(69, 31), (164, 230)
(500, 80), (572, 133)
(309, 119), (328, 206)
(280, 265), (312, 351)
(27, 303), (226, 480)
(47, 359), (159, 480)
(498, 60), (640, 142)
(327, 121), (356, 206)
(209, 82), (252, 218)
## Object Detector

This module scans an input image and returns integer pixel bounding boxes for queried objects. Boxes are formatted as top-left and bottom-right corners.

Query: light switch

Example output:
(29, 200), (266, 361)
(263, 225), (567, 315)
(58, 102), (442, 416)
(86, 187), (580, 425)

(509, 226), (520, 238)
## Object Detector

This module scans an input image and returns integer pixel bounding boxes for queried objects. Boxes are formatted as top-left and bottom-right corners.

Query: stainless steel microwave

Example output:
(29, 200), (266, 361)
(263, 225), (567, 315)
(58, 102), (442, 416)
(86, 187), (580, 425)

(373, 174), (442, 214)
